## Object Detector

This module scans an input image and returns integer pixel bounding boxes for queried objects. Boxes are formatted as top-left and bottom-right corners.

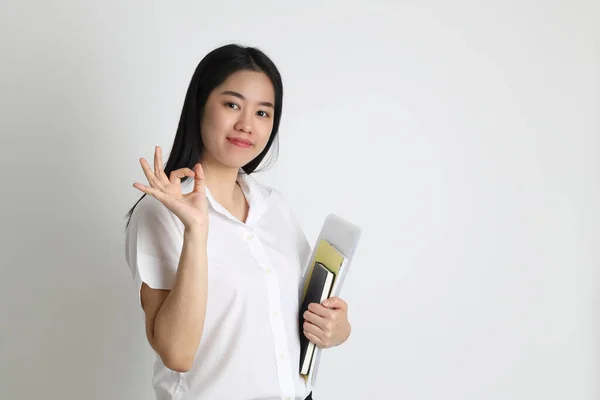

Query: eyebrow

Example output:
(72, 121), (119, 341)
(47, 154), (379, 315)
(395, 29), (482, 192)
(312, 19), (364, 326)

(220, 90), (274, 109)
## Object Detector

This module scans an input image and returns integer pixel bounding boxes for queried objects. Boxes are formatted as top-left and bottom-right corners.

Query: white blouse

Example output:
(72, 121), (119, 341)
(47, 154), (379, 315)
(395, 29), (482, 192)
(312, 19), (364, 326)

(125, 170), (313, 400)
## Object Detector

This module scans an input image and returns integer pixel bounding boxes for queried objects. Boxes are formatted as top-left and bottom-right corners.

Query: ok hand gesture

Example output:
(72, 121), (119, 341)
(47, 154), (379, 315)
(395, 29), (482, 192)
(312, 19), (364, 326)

(133, 146), (208, 235)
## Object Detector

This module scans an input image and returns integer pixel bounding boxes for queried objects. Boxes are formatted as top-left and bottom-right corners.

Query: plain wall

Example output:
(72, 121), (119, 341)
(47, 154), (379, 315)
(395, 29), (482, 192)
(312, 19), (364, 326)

(0, 1), (598, 399)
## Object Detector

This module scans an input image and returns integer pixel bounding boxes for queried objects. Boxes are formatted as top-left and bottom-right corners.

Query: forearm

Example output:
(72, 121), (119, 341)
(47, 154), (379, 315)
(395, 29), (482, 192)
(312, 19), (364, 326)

(154, 230), (208, 368)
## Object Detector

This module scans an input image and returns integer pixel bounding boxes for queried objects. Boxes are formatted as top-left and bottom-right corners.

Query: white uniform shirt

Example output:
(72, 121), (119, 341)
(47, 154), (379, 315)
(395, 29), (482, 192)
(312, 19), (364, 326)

(125, 170), (313, 400)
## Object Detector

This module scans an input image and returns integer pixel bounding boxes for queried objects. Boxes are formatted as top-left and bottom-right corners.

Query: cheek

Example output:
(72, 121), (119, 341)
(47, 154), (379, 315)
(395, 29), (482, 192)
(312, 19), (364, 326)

(256, 122), (274, 146)
(201, 108), (228, 142)
(201, 106), (218, 130)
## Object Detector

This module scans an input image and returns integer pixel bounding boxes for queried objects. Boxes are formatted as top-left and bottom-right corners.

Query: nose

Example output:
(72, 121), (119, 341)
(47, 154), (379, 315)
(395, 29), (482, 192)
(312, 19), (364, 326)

(234, 111), (253, 134)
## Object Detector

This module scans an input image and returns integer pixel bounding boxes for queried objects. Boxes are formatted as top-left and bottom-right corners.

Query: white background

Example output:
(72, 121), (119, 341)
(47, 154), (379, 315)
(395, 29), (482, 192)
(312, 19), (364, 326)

(1, 1), (598, 399)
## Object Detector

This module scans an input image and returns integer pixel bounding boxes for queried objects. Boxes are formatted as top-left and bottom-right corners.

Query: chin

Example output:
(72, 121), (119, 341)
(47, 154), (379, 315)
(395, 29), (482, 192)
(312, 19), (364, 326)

(216, 154), (256, 170)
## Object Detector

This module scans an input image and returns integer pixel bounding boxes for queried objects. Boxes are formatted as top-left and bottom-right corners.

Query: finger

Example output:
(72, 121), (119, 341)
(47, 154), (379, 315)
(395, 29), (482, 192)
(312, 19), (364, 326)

(303, 320), (325, 338)
(307, 302), (334, 319)
(170, 168), (195, 185)
(154, 146), (169, 183)
(322, 297), (348, 310)
(303, 330), (325, 348)
(140, 158), (164, 190)
(192, 164), (206, 195)
(303, 310), (327, 329)
(133, 182), (169, 204)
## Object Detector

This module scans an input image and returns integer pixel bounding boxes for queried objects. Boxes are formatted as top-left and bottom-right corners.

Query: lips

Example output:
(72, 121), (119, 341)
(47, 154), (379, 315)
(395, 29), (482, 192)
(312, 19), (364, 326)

(227, 137), (252, 148)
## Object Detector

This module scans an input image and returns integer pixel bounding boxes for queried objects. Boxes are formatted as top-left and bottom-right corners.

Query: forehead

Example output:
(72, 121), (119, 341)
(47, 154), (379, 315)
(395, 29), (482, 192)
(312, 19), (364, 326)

(218, 70), (275, 102)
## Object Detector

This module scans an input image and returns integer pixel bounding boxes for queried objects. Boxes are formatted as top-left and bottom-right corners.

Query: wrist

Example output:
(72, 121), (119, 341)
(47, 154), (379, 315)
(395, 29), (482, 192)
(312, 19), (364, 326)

(184, 225), (208, 240)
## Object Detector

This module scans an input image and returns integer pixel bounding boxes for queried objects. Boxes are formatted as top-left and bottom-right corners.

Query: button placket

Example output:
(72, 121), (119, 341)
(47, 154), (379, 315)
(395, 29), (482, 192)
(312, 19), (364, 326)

(245, 233), (296, 399)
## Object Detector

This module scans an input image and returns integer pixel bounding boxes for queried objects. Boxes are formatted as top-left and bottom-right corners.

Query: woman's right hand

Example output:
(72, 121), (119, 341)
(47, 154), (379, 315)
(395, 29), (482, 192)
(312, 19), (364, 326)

(133, 146), (209, 236)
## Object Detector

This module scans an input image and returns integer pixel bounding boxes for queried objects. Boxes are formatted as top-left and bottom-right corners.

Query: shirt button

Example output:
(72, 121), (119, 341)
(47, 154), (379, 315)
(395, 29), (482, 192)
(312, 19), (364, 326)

(279, 353), (285, 360)
(272, 311), (278, 317)
(265, 268), (272, 274)
(246, 234), (253, 241)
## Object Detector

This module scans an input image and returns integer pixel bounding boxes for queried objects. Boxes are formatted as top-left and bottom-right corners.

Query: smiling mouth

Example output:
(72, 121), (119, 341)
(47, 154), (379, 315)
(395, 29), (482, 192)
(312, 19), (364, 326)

(227, 138), (252, 148)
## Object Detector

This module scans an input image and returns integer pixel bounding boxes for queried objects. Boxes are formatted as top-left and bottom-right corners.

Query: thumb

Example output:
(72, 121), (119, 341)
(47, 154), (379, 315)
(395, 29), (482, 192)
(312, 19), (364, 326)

(192, 164), (206, 194)
(322, 296), (347, 310)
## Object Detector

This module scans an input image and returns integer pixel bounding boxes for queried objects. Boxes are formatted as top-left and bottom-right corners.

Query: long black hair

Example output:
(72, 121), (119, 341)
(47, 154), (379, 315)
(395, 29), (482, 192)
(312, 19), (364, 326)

(125, 43), (284, 229)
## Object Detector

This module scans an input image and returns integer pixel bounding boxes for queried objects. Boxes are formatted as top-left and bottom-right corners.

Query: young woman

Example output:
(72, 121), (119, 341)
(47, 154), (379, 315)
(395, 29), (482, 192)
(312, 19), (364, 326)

(124, 44), (351, 400)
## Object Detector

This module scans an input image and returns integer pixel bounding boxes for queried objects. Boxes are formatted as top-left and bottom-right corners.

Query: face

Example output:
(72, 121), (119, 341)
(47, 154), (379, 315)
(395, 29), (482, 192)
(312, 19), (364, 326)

(200, 70), (276, 169)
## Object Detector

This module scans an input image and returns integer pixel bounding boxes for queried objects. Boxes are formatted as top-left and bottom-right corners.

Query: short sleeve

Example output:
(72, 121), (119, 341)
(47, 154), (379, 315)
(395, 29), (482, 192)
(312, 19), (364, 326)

(125, 194), (184, 306)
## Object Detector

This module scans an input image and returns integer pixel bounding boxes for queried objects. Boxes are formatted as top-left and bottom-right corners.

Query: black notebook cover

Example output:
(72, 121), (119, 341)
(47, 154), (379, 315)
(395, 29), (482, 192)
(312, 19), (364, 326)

(299, 262), (334, 374)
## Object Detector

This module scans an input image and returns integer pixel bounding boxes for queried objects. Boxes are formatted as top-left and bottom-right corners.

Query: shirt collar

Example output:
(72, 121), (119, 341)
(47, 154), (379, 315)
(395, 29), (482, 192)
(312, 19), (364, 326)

(204, 169), (267, 226)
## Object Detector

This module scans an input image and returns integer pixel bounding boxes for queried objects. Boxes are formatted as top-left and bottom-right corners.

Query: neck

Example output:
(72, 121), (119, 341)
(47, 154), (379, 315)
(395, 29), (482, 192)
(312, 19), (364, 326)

(200, 157), (242, 204)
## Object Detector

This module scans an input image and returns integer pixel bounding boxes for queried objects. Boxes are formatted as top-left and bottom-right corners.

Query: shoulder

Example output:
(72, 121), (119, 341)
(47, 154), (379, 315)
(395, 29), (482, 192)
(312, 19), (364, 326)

(242, 173), (289, 207)
(125, 194), (184, 264)
(243, 174), (297, 221)
(254, 181), (292, 213)
(127, 194), (182, 233)
(258, 183), (301, 228)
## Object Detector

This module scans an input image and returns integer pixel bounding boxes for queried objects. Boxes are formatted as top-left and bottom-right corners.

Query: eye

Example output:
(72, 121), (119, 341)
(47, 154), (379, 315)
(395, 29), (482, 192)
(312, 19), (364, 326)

(225, 102), (240, 110)
(257, 110), (270, 118)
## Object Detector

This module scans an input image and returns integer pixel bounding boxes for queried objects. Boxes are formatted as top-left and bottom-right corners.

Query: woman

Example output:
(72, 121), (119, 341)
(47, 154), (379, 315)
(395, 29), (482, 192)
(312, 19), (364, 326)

(124, 44), (351, 400)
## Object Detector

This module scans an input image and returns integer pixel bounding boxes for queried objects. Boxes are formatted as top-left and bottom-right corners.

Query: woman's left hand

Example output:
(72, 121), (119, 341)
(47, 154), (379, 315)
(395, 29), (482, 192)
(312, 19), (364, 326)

(302, 297), (351, 349)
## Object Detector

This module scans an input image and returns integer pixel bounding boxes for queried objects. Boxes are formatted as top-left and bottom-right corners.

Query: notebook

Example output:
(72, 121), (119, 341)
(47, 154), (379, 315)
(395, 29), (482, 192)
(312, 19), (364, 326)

(298, 262), (335, 375)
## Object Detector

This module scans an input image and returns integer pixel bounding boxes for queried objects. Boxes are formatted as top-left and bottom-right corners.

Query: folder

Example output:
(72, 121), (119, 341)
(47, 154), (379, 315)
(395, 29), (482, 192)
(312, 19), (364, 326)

(299, 213), (362, 387)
